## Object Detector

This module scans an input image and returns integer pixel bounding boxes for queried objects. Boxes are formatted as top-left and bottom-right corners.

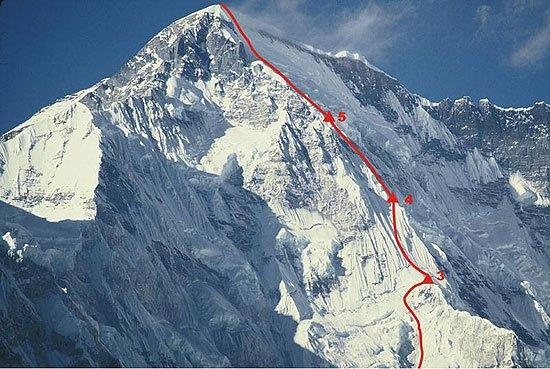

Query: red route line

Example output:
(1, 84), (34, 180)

(392, 202), (429, 276)
(404, 280), (428, 368)
(220, 3), (433, 368)
(220, 3), (326, 116)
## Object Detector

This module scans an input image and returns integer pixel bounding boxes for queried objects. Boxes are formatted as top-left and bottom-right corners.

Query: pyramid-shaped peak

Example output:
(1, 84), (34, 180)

(185, 4), (228, 20)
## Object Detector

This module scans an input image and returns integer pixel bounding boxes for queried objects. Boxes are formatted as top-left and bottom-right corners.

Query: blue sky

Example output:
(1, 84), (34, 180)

(1, 0), (548, 134)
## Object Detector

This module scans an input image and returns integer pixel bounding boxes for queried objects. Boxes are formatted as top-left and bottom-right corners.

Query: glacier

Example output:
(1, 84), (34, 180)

(0, 4), (549, 367)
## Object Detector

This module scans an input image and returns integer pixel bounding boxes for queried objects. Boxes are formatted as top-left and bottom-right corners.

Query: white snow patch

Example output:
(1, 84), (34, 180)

(1, 232), (33, 263)
(509, 172), (549, 206)
(0, 100), (102, 221)
(2, 232), (16, 252)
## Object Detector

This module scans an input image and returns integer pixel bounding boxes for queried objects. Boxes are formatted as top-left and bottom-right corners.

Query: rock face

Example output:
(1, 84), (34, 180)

(0, 5), (549, 367)
(425, 97), (549, 202)
(220, 154), (244, 186)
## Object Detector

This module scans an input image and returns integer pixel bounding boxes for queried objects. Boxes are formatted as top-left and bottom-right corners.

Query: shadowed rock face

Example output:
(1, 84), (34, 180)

(425, 98), (549, 197)
(0, 5), (549, 367)
(0, 151), (327, 367)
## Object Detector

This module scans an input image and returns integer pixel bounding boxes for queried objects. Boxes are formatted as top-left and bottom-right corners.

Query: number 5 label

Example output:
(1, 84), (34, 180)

(338, 112), (346, 122)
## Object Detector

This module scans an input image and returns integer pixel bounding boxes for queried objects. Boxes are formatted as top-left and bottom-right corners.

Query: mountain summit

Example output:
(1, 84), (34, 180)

(1, 5), (549, 367)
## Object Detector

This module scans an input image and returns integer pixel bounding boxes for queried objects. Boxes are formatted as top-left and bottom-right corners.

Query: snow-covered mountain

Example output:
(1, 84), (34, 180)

(1, 5), (548, 367)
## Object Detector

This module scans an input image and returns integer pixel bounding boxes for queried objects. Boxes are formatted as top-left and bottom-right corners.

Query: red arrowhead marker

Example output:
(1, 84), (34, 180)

(323, 111), (335, 123)
(404, 194), (413, 205)
(387, 192), (398, 203)
(422, 274), (434, 284)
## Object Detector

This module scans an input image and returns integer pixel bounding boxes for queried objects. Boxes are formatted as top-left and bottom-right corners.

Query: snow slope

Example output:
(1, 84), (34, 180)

(0, 5), (548, 367)
(0, 88), (101, 221)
